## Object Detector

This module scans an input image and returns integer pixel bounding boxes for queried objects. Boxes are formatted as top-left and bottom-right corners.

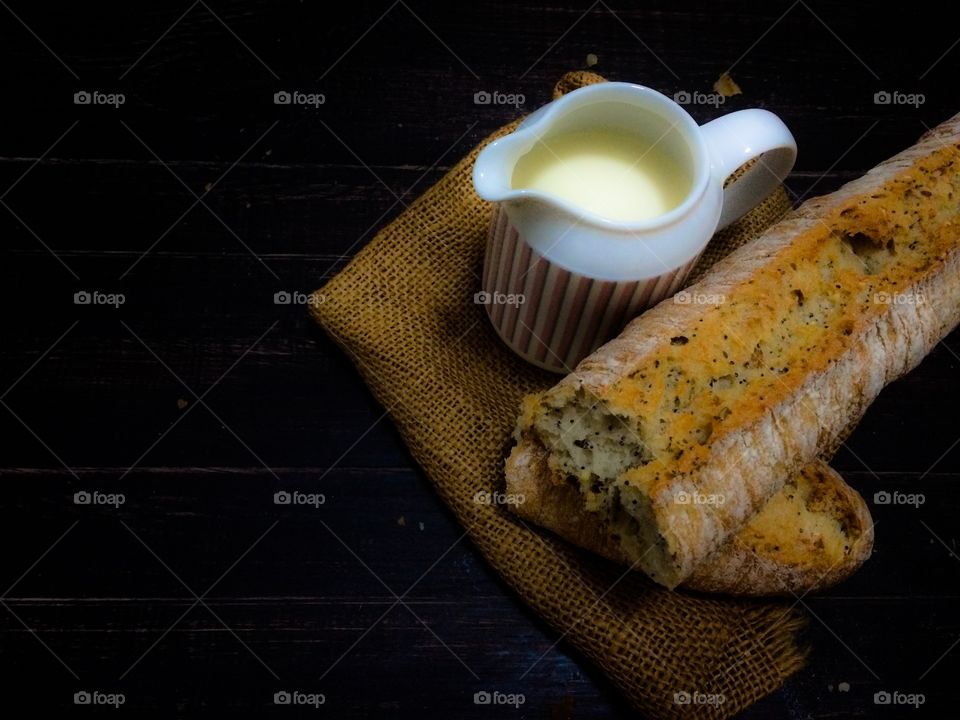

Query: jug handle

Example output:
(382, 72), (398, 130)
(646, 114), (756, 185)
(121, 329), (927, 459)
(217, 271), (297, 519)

(700, 109), (797, 230)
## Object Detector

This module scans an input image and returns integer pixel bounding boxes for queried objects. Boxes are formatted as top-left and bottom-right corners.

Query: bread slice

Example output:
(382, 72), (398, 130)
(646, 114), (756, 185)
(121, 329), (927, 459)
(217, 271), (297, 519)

(506, 437), (874, 595)
(509, 114), (960, 588)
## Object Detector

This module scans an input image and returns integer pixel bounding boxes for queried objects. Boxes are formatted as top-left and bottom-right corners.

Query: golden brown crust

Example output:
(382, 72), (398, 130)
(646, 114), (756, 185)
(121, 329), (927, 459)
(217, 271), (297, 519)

(506, 436), (874, 595)
(514, 114), (960, 587)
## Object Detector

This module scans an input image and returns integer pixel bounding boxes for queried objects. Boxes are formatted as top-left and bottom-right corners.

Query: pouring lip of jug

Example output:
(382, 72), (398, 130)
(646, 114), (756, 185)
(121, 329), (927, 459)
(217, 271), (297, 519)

(472, 82), (713, 234)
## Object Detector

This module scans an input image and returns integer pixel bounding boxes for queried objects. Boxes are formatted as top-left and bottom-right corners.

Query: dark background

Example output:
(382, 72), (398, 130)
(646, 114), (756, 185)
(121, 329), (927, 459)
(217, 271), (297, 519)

(1, 1), (959, 717)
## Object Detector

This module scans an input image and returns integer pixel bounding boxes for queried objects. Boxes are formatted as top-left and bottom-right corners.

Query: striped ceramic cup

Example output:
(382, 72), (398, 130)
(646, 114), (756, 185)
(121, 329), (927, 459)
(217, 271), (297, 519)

(473, 82), (796, 372)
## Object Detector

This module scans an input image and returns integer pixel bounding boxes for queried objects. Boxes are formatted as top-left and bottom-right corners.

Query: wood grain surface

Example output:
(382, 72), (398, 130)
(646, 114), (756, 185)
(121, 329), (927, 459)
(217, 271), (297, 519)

(1, 1), (959, 716)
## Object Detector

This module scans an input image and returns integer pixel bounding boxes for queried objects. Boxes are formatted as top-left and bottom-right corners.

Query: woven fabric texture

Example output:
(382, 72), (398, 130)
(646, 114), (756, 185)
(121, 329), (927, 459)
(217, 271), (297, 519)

(311, 71), (805, 719)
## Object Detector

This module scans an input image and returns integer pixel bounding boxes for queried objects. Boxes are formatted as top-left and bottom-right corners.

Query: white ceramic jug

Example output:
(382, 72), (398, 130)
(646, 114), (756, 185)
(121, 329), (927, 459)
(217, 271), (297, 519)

(473, 82), (796, 372)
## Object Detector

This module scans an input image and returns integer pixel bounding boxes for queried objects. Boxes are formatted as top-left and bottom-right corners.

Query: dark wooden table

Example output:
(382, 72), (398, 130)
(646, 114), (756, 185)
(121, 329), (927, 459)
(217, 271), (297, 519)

(2, 2), (959, 716)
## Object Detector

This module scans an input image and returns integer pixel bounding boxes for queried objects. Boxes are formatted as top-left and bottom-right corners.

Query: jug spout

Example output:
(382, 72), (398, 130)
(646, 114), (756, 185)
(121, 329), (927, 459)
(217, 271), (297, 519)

(472, 134), (529, 203)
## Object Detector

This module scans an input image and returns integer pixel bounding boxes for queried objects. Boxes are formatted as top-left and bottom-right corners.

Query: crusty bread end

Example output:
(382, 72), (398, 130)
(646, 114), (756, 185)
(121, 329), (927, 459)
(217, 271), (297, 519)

(506, 436), (873, 595)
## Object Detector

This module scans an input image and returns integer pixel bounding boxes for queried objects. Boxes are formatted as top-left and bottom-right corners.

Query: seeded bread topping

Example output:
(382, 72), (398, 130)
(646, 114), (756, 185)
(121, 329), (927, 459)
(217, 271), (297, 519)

(513, 122), (960, 588)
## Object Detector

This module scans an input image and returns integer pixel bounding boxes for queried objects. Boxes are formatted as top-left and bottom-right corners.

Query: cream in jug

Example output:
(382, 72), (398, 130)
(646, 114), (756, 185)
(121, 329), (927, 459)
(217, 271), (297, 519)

(510, 128), (692, 222)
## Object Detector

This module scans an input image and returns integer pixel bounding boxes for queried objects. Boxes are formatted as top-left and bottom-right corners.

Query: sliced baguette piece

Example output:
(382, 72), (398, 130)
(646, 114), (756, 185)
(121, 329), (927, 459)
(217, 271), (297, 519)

(510, 114), (960, 588)
(506, 436), (874, 595)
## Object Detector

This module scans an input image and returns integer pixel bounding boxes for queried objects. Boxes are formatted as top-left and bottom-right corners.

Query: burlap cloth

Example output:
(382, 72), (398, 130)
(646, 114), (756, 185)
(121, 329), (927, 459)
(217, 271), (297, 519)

(311, 72), (805, 719)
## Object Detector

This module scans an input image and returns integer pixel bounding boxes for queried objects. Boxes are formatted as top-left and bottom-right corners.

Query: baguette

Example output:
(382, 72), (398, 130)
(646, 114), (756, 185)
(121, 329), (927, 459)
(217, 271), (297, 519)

(508, 114), (960, 588)
(506, 437), (874, 595)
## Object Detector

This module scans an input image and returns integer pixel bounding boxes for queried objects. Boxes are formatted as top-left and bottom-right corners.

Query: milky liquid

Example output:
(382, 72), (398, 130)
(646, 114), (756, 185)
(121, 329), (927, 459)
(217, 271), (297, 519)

(510, 128), (691, 222)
